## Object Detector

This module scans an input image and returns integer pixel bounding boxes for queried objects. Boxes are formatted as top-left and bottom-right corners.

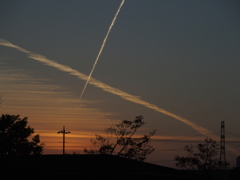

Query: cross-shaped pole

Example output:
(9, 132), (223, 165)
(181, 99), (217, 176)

(57, 126), (70, 155)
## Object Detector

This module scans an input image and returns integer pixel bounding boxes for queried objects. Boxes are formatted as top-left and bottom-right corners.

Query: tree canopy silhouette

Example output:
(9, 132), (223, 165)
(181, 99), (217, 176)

(84, 116), (156, 161)
(175, 137), (229, 171)
(0, 114), (44, 155)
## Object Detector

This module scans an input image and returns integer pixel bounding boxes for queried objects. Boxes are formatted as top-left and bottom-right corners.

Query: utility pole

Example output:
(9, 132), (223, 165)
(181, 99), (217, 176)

(57, 126), (70, 155)
(220, 121), (226, 169)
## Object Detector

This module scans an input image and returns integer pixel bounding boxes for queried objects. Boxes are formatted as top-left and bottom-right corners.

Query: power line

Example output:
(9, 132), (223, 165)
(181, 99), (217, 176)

(225, 131), (240, 137)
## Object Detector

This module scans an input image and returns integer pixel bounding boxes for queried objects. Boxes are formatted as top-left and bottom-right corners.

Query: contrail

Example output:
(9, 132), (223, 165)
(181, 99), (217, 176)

(0, 39), (31, 54)
(79, 0), (125, 99)
(2, 40), (239, 156)
(0, 38), (213, 137)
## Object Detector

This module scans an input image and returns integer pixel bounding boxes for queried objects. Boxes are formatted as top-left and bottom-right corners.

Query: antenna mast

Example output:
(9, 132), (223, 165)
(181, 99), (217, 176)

(220, 121), (226, 169)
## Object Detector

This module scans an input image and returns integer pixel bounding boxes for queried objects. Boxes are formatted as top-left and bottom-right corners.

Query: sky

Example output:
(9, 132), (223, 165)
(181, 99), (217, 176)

(0, 0), (240, 168)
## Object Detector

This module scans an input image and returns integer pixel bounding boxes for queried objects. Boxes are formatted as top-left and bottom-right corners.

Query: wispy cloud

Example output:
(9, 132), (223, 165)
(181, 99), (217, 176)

(8, 39), (238, 158)
(1, 67), (238, 156)
(0, 38), (213, 137)
(0, 67), (116, 130)
(0, 39), (30, 54)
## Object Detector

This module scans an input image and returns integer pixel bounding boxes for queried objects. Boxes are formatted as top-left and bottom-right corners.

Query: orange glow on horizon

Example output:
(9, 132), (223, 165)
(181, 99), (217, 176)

(36, 129), (240, 155)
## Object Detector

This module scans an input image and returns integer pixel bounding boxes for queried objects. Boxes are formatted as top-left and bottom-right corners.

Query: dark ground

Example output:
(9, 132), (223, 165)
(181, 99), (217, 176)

(0, 155), (239, 180)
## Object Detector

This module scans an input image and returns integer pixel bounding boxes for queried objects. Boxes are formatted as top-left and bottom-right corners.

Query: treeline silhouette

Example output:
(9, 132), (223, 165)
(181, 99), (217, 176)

(0, 114), (44, 155)
(1, 113), (240, 179)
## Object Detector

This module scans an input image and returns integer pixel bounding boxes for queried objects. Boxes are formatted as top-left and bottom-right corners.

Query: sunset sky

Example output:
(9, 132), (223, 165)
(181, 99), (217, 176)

(0, 0), (240, 168)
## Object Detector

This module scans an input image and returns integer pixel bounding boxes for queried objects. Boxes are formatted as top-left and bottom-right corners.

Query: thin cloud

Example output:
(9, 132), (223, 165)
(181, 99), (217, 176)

(0, 68), (117, 143)
(0, 39), (214, 137)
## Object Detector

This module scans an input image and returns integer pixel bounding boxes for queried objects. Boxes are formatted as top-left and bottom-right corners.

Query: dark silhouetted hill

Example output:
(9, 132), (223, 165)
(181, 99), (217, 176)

(0, 154), (238, 180)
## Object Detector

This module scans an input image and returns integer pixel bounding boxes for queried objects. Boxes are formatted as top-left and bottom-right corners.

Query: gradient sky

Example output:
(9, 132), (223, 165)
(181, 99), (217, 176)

(0, 0), (240, 168)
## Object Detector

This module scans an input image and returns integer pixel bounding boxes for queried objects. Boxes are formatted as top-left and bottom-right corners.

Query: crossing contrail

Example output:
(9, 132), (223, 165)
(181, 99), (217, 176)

(79, 0), (125, 99)
(0, 38), (213, 137)
(5, 40), (240, 157)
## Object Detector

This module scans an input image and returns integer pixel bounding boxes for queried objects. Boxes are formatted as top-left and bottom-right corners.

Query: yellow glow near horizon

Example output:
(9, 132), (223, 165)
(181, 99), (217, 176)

(0, 39), (213, 137)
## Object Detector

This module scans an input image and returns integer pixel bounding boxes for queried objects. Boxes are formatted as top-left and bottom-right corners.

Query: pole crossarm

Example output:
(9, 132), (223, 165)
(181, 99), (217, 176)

(57, 126), (70, 155)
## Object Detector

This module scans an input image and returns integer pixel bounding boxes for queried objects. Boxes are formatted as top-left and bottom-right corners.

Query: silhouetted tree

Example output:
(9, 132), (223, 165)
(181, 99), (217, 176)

(0, 114), (44, 155)
(84, 116), (155, 161)
(175, 137), (229, 171)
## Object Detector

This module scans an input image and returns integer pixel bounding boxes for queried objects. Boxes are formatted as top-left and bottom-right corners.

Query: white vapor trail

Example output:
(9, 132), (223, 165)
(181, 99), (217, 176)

(79, 0), (125, 99)
(0, 38), (214, 138)
(2, 40), (240, 156)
